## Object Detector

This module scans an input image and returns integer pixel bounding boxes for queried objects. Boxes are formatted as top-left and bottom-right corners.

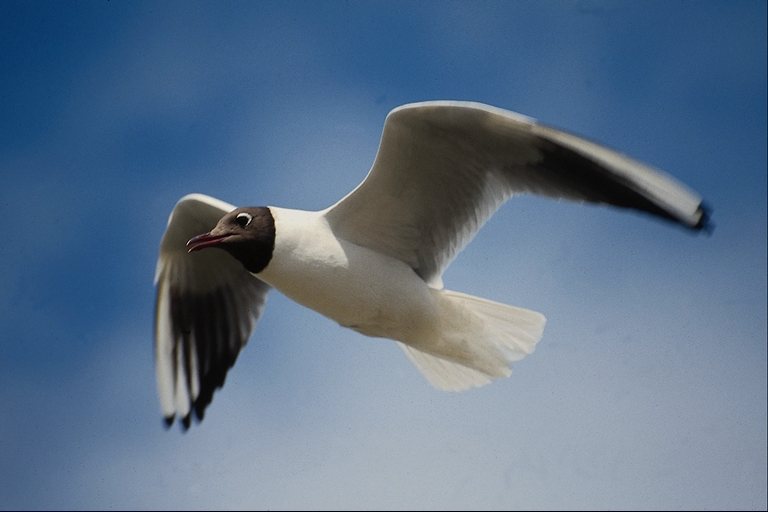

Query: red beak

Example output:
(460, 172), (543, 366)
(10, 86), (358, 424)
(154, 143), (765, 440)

(186, 232), (229, 253)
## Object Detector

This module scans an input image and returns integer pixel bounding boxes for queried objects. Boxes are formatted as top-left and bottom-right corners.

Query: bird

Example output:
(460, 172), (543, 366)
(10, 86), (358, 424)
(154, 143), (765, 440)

(154, 101), (711, 429)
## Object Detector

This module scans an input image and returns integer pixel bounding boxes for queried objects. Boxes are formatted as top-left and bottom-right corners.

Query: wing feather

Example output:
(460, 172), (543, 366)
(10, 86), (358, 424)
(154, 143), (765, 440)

(154, 193), (270, 429)
(324, 101), (710, 286)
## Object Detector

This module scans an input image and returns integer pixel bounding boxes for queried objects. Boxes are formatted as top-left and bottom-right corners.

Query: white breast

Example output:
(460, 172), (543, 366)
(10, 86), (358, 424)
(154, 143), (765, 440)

(257, 207), (439, 341)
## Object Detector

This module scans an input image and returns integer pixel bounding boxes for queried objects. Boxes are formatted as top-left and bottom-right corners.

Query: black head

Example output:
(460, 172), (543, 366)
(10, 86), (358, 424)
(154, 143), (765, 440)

(186, 207), (275, 273)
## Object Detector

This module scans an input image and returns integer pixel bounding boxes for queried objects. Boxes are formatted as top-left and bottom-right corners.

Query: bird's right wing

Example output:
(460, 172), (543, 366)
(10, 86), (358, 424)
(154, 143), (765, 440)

(154, 194), (270, 429)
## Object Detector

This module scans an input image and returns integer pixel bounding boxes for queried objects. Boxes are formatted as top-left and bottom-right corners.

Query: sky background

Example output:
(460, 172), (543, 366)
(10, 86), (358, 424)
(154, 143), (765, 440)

(1, 1), (766, 510)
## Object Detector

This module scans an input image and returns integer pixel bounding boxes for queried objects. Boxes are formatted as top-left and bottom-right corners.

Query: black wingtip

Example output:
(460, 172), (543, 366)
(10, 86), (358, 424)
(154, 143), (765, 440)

(161, 405), (209, 432)
(694, 202), (714, 235)
(194, 401), (207, 423)
(162, 414), (196, 432)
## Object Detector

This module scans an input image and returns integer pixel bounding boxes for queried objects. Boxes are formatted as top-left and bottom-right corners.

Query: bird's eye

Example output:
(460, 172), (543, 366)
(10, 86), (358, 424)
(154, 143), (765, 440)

(235, 212), (253, 228)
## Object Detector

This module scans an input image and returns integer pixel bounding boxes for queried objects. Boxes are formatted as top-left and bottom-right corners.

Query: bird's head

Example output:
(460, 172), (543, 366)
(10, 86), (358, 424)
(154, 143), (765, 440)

(186, 207), (275, 273)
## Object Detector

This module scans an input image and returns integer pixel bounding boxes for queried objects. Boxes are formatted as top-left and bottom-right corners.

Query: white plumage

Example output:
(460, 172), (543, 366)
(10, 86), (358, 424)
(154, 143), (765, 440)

(154, 101), (710, 428)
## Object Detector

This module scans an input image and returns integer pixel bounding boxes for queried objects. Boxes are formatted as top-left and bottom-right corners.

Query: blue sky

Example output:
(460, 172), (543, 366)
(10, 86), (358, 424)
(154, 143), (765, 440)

(0, 1), (765, 509)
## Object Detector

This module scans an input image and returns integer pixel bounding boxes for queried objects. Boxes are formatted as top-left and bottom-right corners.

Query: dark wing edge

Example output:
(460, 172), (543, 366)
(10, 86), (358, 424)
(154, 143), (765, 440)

(529, 120), (713, 233)
(154, 194), (271, 430)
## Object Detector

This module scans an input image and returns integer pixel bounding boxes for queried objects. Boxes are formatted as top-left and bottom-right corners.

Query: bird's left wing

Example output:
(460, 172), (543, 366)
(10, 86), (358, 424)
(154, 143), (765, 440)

(324, 101), (709, 287)
(154, 193), (270, 429)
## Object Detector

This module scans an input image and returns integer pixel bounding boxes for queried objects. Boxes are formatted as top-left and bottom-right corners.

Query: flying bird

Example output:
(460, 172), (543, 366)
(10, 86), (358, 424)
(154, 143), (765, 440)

(154, 101), (710, 429)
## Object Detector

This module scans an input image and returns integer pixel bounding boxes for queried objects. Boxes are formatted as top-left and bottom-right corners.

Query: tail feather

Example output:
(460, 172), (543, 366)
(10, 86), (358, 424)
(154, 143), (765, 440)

(400, 343), (495, 391)
(400, 289), (546, 391)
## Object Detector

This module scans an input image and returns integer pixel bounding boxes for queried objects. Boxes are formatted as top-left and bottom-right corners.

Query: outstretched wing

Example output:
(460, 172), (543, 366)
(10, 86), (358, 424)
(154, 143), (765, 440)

(154, 193), (270, 429)
(324, 101), (710, 287)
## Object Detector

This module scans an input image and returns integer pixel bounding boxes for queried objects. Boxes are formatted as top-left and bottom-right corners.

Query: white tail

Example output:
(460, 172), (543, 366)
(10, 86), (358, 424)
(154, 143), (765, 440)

(400, 290), (546, 391)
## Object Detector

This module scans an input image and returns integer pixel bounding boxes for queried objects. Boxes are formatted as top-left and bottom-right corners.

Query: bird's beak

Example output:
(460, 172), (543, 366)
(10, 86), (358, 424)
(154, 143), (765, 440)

(186, 232), (229, 253)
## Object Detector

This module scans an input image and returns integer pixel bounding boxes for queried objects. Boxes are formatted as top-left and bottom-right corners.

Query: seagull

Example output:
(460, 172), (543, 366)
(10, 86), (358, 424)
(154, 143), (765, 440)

(154, 101), (711, 429)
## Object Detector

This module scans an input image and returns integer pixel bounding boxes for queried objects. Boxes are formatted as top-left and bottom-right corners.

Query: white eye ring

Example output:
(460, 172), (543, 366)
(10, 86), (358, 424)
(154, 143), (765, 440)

(235, 212), (253, 227)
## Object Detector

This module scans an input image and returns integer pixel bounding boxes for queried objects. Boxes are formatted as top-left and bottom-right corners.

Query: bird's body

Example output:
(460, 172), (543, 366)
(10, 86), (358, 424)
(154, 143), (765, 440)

(261, 207), (438, 341)
(258, 206), (543, 379)
(154, 101), (710, 429)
